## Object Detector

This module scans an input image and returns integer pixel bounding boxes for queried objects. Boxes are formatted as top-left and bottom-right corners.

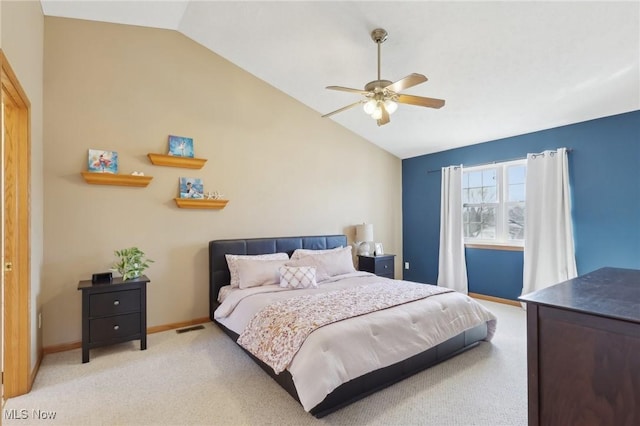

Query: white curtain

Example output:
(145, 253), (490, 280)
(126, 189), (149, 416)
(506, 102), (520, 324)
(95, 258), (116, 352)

(521, 148), (577, 298)
(437, 165), (468, 293)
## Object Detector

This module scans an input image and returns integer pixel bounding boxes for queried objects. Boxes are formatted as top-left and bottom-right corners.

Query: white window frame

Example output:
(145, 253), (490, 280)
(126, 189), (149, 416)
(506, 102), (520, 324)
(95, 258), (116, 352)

(463, 159), (526, 248)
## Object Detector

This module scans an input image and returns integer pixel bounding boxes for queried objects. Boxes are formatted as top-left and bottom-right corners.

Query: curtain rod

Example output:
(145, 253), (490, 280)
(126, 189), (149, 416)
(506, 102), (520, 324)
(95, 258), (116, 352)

(426, 148), (572, 174)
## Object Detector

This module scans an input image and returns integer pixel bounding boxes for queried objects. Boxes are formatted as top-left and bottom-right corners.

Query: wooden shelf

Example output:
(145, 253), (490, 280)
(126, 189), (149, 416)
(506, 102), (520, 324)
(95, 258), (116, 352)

(147, 153), (207, 169)
(174, 198), (229, 209)
(81, 172), (153, 187)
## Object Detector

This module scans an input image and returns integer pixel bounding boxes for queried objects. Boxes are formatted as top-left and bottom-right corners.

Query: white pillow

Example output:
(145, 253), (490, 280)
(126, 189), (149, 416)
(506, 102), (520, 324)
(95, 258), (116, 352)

(285, 257), (331, 283)
(290, 246), (343, 260)
(236, 258), (288, 289)
(304, 246), (355, 277)
(225, 252), (289, 288)
(279, 266), (317, 289)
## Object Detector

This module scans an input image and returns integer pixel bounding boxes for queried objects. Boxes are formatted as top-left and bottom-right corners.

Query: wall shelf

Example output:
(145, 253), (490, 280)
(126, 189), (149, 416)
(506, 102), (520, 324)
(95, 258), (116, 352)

(174, 198), (229, 209)
(147, 153), (207, 169)
(81, 172), (153, 187)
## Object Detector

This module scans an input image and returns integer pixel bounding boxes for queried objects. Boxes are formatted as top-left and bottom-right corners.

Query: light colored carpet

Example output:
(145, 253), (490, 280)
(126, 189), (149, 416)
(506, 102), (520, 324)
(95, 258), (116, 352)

(3, 300), (527, 425)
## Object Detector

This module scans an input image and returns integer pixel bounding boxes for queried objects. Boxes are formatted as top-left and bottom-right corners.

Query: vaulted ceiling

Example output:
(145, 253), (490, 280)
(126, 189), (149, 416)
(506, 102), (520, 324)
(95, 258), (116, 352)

(40, 1), (639, 159)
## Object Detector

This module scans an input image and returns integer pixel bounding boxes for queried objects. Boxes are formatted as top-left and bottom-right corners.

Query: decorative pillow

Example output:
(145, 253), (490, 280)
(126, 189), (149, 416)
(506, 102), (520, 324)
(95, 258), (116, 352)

(226, 253), (289, 288)
(236, 258), (289, 289)
(290, 246), (343, 260)
(279, 266), (318, 289)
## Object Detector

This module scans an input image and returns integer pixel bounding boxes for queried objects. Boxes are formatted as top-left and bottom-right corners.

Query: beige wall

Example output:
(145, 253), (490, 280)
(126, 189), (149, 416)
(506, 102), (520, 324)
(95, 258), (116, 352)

(1, 0), (45, 371)
(43, 17), (402, 347)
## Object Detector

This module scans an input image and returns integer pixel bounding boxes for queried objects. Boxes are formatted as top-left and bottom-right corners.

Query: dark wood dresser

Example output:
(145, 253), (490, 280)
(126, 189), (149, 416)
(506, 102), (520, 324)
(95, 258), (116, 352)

(77, 275), (150, 363)
(519, 267), (640, 426)
(358, 254), (395, 279)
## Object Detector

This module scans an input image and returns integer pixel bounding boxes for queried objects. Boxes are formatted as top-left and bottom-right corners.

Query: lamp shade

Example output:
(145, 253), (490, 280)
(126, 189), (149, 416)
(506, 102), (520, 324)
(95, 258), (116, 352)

(384, 99), (398, 114)
(371, 105), (383, 120)
(355, 223), (374, 243)
(363, 99), (376, 114)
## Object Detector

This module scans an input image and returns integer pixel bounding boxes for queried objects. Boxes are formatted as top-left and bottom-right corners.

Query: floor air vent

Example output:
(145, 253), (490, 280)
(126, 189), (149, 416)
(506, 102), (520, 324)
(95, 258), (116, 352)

(176, 324), (205, 334)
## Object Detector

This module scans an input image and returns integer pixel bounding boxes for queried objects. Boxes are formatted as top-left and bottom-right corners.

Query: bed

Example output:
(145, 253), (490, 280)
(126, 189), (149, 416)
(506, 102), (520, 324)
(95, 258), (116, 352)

(209, 234), (496, 417)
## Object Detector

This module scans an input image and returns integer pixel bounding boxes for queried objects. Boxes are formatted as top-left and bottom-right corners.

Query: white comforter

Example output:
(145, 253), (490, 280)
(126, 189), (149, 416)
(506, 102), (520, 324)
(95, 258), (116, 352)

(214, 272), (497, 411)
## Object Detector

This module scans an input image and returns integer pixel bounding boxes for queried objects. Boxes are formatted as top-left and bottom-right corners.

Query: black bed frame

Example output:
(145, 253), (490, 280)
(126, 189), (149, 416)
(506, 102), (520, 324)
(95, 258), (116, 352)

(209, 235), (487, 418)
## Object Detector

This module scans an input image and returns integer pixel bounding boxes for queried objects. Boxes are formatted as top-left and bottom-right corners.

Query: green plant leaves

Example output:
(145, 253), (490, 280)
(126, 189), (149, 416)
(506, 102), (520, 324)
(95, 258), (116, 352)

(112, 247), (154, 281)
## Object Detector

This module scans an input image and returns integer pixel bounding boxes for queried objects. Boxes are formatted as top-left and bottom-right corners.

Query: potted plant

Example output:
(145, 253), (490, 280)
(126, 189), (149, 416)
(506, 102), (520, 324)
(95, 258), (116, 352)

(112, 247), (154, 281)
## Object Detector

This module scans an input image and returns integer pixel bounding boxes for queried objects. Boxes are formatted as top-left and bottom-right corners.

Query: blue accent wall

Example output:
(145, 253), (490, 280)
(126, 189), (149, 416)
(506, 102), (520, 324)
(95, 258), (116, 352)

(402, 110), (640, 300)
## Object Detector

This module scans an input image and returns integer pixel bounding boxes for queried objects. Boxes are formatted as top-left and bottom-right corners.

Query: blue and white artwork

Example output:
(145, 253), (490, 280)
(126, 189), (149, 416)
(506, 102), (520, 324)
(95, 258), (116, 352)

(168, 135), (194, 158)
(179, 177), (204, 199)
(88, 149), (118, 174)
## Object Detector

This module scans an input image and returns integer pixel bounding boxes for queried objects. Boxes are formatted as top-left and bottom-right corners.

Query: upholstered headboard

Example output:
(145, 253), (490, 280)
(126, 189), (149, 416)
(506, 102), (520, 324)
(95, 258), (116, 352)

(208, 235), (347, 320)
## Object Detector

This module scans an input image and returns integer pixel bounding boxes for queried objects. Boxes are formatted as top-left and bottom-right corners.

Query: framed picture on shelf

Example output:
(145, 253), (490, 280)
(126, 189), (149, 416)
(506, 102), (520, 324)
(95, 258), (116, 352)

(168, 135), (194, 158)
(374, 243), (384, 256)
(87, 149), (118, 174)
(179, 177), (204, 199)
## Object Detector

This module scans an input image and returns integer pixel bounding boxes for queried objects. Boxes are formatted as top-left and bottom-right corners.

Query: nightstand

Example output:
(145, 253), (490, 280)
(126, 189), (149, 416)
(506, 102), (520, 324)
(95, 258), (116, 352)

(77, 275), (149, 363)
(358, 254), (395, 279)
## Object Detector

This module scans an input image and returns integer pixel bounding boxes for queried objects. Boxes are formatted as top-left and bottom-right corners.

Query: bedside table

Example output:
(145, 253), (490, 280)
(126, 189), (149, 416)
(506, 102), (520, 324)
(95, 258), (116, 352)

(358, 254), (395, 279)
(77, 275), (150, 363)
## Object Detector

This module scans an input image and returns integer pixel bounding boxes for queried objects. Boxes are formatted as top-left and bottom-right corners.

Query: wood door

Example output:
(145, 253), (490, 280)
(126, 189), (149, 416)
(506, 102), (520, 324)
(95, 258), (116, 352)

(1, 49), (31, 398)
(1, 90), (3, 403)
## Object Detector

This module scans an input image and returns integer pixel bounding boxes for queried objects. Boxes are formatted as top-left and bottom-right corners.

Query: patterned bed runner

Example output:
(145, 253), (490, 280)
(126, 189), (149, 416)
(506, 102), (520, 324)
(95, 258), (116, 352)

(237, 281), (453, 373)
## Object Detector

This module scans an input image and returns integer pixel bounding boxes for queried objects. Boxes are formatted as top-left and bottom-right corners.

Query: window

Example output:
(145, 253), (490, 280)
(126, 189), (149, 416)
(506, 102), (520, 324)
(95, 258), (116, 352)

(462, 160), (526, 246)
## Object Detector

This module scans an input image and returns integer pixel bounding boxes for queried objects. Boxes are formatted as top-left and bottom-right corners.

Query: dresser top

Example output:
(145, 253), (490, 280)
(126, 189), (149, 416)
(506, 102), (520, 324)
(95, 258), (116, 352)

(519, 267), (640, 323)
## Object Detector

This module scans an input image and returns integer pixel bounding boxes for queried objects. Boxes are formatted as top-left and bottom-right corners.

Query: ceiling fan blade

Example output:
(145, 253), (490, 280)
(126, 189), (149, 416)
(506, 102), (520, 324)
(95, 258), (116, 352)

(396, 94), (445, 109)
(377, 103), (391, 126)
(326, 86), (371, 96)
(384, 73), (428, 93)
(322, 101), (363, 118)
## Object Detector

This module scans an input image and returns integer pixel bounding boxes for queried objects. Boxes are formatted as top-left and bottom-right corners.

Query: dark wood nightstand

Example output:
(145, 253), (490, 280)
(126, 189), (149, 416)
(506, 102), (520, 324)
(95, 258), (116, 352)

(358, 254), (395, 279)
(77, 275), (149, 363)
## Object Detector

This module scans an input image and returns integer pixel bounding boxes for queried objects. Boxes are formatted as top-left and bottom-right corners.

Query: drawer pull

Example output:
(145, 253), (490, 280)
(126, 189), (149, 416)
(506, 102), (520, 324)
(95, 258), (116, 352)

(113, 325), (120, 330)
(113, 300), (120, 306)
(384, 265), (388, 269)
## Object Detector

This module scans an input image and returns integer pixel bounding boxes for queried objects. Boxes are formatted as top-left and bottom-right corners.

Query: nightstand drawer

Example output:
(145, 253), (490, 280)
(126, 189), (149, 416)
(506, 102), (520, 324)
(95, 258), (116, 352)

(89, 289), (140, 317)
(89, 313), (141, 343)
(377, 258), (394, 274)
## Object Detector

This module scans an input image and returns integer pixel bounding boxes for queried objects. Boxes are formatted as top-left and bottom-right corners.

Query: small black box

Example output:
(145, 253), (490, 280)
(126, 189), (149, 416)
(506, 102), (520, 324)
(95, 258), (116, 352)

(92, 272), (112, 284)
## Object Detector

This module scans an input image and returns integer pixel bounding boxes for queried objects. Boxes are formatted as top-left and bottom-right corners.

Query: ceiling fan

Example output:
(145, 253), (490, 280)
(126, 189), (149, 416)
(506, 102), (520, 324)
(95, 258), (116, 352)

(322, 28), (445, 126)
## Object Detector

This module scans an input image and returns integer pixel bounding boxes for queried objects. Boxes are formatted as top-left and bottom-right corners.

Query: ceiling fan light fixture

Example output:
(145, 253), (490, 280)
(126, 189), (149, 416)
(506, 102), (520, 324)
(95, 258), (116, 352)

(371, 105), (383, 120)
(384, 99), (398, 114)
(363, 99), (377, 115)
